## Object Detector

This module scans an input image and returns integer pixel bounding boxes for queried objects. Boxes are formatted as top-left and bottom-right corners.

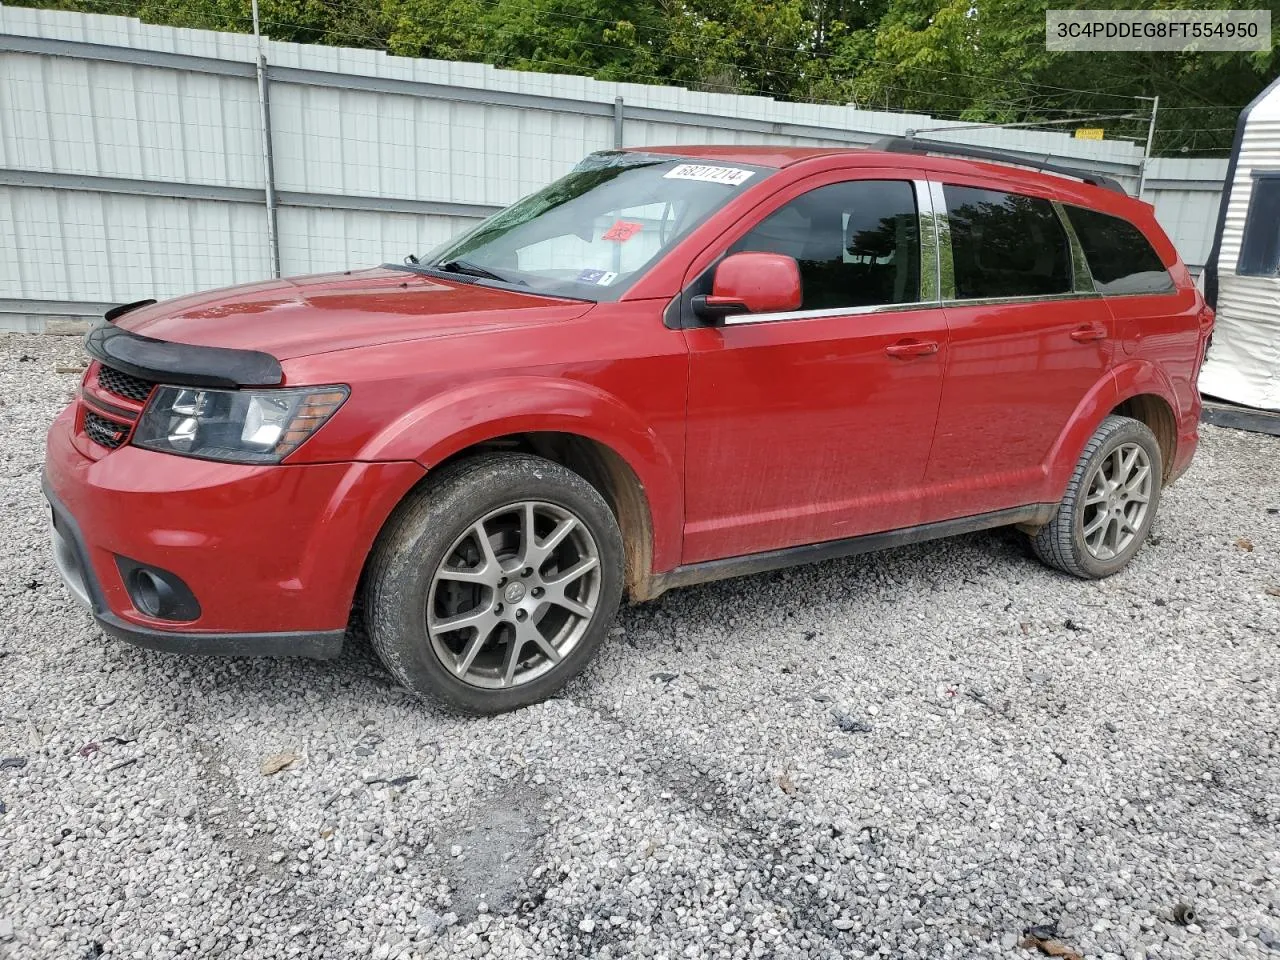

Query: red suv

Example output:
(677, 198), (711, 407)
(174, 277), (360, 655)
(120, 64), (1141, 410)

(45, 140), (1213, 713)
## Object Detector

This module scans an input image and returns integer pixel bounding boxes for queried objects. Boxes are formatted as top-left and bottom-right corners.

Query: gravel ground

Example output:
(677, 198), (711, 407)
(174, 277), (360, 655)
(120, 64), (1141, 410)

(1, 332), (1278, 960)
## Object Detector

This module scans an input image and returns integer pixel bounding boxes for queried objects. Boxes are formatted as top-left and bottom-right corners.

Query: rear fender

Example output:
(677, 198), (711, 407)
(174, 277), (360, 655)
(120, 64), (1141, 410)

(355, 376), (683, 576)
(1044, 362), (1183, 499)
(1110, 360), (1182, 417)
(1111, 359), (1191, 478)
(1043, 370), (1120, 498)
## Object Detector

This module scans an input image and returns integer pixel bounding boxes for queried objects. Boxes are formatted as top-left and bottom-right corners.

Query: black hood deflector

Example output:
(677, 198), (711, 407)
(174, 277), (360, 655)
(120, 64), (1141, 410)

(85, 321), (283, 389)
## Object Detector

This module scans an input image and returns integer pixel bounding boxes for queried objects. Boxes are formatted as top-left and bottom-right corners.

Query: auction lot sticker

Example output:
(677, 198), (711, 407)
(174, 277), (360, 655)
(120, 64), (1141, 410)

(1047, 9), (1270, 51)
(663, 164), (755, 186)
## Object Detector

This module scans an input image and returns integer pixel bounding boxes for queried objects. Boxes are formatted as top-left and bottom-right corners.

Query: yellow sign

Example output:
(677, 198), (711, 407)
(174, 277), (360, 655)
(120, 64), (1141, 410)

(1074, 128), (1105, 140)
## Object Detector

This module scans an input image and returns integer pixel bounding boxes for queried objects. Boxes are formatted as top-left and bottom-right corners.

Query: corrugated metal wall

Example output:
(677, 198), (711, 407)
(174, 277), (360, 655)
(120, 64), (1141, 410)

(1144, 157), (1231, 272)
(0, 7), (1228, 332)
(1198, 83), (1280, 409)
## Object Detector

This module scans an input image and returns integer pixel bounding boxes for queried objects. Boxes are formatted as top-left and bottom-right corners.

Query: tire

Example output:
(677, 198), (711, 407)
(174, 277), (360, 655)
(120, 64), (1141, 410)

(364, 453), (624, 714)
(1029, 414), (1163, 579)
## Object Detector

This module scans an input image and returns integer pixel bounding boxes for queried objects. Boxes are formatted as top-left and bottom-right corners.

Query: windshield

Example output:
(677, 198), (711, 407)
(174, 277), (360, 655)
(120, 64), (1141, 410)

(417, 152), (770, 301)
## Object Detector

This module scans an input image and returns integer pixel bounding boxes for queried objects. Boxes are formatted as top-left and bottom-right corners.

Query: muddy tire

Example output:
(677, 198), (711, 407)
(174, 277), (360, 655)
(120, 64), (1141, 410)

(364, 453), (624, 714)
(1030, 415), (1163, 579)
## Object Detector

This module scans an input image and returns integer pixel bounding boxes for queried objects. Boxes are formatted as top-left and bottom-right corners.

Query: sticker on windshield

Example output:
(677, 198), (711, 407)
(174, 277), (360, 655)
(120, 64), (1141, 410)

(663, 164), (755, 186)
(575, 269), (618, 286)
(602, 220), (643, 242)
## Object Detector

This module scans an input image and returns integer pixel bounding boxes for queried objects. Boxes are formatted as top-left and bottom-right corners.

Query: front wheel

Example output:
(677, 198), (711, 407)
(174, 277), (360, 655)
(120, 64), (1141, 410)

(364, 453), (624, 714)
(1029, 414), (1163, 579)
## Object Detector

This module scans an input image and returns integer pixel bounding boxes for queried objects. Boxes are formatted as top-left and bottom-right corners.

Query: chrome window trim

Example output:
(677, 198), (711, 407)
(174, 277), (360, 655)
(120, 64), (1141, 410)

(722, 300), (936, 326)
(914, 178), (941, 303)
(939, 291), (1100, 308)
(1052, 199), (1099, 295)
(1096, 289), (1181, 300)
(928, 181), (956, 300)
(720, 289), (1103, 325)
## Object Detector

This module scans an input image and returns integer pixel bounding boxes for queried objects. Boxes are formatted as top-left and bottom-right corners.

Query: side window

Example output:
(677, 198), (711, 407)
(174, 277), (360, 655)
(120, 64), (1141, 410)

(943, 185), (1072, 299)
(1238, 176), (1280, 277)
(1063, 205), (1176, 295)
(729, 180), (920, 311)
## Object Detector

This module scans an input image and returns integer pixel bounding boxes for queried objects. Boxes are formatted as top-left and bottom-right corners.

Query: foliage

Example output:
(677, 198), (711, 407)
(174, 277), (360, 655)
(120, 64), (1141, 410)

(13, 0), (1279, 153)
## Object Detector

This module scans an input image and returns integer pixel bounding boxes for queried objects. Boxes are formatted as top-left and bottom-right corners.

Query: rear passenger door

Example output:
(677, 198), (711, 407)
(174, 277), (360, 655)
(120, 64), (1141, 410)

(923, 180), (1115, 521)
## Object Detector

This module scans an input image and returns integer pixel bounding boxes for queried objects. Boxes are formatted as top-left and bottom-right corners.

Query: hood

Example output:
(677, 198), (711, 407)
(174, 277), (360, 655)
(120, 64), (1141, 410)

(113, 268), (596, 360)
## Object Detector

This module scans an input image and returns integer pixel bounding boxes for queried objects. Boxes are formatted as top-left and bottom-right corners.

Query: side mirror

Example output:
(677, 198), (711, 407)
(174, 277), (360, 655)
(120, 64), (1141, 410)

(692, 252), (802, 323)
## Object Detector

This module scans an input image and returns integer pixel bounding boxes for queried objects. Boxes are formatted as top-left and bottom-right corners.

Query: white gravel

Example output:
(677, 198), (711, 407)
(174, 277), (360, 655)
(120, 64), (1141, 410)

(2, 333), (1278, 960)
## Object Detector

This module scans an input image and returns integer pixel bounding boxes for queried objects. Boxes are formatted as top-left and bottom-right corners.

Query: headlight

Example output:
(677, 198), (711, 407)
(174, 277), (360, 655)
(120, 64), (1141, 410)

(133, 385), (349, 464)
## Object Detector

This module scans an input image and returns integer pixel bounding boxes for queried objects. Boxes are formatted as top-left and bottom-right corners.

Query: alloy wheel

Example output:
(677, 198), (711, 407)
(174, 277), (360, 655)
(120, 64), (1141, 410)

(1080, 441), (1153, 561)
(426, 500), (602, 688)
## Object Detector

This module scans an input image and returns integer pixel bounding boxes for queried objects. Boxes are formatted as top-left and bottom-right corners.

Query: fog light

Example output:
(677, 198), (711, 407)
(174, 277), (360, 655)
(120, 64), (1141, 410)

(116, 557), (201, 622)
(129, 569), (166, 617)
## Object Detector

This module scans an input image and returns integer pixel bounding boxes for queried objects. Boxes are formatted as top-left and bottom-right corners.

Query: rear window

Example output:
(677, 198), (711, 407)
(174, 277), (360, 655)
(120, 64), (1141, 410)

(1063, 206), (1175, 295)
(1238, 176), (1280, 277)
(943, 186), (1072, 299)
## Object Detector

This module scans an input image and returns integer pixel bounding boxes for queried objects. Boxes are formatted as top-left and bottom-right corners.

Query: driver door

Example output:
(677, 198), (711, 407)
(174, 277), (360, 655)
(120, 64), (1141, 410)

(681, 173), (949, 564)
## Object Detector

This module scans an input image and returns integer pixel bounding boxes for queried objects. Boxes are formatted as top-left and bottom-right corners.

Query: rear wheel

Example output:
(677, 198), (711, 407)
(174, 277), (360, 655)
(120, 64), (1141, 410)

(365, 453), (624, 714)
(1029, 414), (1162, 579)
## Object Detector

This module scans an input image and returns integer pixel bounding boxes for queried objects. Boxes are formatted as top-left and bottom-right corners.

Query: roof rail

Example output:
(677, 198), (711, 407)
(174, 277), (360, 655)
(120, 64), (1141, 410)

(870, 136), (1128, 195)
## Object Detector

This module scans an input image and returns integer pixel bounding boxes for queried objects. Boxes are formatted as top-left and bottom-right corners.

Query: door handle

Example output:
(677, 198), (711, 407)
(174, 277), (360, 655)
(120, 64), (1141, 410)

(884, 339), (939, 359)
(1070, 324), (1107, 343)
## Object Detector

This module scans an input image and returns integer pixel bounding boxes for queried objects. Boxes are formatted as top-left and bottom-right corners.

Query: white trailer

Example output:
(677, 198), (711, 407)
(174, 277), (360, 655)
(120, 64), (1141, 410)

(1201, 76), (1280, 411)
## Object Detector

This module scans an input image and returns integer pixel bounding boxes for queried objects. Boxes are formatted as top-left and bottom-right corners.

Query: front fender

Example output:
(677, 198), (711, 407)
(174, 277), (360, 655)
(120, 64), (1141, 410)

(355, 376), (684, 576)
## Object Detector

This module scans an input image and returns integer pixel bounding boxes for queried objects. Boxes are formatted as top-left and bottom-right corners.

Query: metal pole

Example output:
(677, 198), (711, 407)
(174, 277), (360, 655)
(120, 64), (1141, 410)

(613, 96), (624, 148)
(252, 0), (281, 277)
(1137, 95), (1159, 200)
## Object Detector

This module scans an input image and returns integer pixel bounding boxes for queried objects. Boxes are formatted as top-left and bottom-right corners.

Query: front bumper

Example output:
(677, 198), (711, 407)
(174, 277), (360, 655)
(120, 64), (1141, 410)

(46, 483), (344, 657)
(44, 406), (425, 658)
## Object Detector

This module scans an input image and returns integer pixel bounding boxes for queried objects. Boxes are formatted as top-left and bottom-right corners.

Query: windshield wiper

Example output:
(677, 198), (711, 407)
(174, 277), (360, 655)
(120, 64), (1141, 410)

(436, 259), (513, 283)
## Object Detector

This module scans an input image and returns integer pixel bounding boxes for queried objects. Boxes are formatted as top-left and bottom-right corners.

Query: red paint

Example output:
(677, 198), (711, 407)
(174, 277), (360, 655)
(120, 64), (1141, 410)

(113, 268), (591, 360)
(682, 300), (950, 561)
(44, 146), (1208, 640)
(709, 252), (802, 314)
(45, 407), (425, 632)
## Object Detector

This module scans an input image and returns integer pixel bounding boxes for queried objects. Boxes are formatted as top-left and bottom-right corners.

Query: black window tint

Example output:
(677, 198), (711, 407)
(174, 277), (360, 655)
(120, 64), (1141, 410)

(1238, 177), (1280, 277)
(944, 186), (1071, 299)
(1064, 205), (1175, 295)
(730, 180), (920, 311)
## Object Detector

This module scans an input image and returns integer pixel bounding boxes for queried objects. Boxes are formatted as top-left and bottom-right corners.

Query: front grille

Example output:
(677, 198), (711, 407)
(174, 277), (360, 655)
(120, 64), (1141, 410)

(98, 365), (155, 403)
(83, 411), (129, 449)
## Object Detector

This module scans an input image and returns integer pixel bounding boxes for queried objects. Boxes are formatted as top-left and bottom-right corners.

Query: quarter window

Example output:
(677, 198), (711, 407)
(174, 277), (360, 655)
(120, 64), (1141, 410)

(729, 180), (921, 311)
(1063, 205), (1175, 295)
(943, 186), (1072, 299)
(1238, 176), (1280, 277)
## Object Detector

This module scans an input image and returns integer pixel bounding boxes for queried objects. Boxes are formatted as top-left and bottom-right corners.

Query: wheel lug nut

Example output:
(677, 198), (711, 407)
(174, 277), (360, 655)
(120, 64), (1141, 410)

(515, 609), (527, 621)
(521, 567), (533, 578)
(532, 587), (544, 598)
(497, 577), (506, 587)
(495, 603), (504, 614)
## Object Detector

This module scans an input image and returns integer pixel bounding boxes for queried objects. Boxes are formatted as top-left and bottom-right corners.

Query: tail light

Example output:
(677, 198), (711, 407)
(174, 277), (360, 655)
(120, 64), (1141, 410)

(1195, 303), (1215, 373)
